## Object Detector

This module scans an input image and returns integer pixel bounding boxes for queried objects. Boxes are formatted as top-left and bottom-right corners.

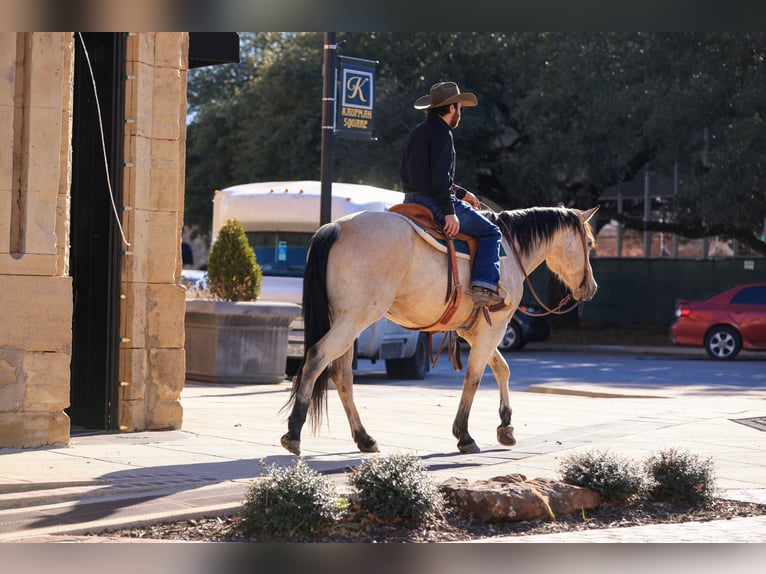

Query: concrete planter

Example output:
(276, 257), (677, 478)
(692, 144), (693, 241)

(185, 299), (302, 384)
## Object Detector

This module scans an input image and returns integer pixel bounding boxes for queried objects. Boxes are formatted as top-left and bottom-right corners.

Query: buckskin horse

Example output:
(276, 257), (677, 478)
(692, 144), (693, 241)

(281, 205), (599, 455)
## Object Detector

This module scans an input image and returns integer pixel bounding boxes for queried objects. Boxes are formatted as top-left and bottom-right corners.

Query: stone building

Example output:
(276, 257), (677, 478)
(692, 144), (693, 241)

(0, 32), (237, 448)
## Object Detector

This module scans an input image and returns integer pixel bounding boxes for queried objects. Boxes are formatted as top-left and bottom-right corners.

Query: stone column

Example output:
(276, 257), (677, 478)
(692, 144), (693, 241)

(118, 32), (189, 432)
(0, 33), (74, 447)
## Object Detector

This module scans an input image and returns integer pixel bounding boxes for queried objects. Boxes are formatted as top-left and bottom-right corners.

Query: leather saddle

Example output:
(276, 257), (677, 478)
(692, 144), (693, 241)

(388, 203), (478, 261)
(388, 203), (479, 332)
(387, 202), (509, 370)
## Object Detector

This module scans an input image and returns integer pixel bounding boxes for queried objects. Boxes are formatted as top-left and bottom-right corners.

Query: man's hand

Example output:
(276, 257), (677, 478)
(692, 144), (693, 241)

(443, 214), (460, 237)
(462, 190), (481, 209)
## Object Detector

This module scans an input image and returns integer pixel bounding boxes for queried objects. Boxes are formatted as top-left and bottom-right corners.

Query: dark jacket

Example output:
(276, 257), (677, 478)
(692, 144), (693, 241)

(400, 116), (465, 217)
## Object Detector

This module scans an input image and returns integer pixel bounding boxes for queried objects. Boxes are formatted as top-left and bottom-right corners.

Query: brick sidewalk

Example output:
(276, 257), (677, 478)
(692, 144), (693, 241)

(2, 368), (765, 543)
(479, 515), (766, 543)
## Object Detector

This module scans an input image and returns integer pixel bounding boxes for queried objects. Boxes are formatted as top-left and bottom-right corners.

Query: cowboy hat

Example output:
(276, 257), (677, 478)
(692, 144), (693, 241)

(413, 81), (478, 110)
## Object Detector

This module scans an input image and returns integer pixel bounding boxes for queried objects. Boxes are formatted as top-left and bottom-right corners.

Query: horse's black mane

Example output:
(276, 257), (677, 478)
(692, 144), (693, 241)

(483, 207), (583, 257)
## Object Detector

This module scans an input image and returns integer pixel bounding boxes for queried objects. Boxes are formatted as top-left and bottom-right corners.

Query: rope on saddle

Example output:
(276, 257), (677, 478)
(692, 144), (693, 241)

(418, 235), (465, 331)
(428, 331), (463, 371)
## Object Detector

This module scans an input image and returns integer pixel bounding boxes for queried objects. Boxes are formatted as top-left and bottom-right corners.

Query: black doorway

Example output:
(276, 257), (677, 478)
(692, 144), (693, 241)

(68, 33), (125, 430)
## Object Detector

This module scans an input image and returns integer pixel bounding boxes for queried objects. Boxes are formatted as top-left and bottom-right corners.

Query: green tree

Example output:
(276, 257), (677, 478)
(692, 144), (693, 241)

(187, 33), (291, 117)
(185, 32), (766, 254)
(184, 33), (296, 236)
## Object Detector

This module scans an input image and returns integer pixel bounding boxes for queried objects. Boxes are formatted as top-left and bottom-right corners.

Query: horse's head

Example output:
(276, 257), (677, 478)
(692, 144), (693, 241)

(545, 206), (599, 302)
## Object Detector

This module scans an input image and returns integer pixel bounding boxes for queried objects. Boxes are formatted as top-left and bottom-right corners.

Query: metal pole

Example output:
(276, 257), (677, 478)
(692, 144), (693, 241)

(616, 191), (623, 257)
(319, 32), (337, 226)
(643, 169), (651, 257)
(672, 162), (679, 257)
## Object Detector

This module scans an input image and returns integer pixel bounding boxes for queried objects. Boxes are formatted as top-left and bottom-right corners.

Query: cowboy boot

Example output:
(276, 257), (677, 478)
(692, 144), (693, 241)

(466, 286), (504, 307)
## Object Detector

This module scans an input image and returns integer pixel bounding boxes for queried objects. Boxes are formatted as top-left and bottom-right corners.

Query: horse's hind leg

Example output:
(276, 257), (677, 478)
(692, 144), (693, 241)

(332, 346), (378, 452)
(281, 327), (354, 455)
(489, 349), (516, 446)
(282, 320), (378, 455)
(281, 354), (325, 456)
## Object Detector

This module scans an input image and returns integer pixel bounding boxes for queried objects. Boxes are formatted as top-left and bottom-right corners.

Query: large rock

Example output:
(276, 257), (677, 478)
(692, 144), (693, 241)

(526, 477), (602, 516)
(439, 474), (601, 523)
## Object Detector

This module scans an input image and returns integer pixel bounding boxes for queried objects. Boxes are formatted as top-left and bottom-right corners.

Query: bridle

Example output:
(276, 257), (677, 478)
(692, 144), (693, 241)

(497, 213), (592, 318)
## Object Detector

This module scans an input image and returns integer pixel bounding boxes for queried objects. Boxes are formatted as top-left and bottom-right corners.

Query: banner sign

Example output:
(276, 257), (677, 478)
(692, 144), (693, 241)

(336, 56), (377, 140)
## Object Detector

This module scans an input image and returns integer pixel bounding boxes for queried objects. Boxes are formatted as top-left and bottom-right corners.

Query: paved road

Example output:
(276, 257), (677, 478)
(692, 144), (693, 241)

(354, 346), (766, 396)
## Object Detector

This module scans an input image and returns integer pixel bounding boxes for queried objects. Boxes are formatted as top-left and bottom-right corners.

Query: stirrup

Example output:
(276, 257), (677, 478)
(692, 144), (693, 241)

(466, 286), (504, 307)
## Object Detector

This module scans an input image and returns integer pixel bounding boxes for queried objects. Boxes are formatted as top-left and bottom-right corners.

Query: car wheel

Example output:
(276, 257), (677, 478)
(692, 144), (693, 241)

(704, 326), (742, 360)
(388, 334), (430, 380)
(385, 359), (403, 379)
(498, 320), (525, 351)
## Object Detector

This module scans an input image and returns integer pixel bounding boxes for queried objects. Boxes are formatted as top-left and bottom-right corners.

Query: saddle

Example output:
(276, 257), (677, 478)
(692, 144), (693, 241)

(388, 202), (512, 371)
(389, 203), (478, 261)
(388, 203), (498, 333)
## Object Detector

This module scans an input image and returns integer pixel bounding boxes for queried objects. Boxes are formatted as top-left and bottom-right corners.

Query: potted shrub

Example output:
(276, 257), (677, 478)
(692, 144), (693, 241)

(184, 219), (301, 384)
(206, 217), (262, 302)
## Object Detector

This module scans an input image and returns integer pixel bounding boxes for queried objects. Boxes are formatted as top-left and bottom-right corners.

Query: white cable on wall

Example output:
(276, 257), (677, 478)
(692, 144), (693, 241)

(76, 32), (131, 247)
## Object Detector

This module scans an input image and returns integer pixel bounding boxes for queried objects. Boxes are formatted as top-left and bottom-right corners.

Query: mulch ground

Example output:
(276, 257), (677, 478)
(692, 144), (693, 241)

(97, 497), (766, 543)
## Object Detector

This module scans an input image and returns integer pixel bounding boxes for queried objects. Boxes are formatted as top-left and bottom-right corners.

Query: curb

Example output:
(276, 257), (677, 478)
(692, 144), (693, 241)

(527, 384), (669, 399)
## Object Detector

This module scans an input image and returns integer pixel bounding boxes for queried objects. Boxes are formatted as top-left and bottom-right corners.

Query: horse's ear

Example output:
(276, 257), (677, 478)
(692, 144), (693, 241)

(580, 206), (599, 222)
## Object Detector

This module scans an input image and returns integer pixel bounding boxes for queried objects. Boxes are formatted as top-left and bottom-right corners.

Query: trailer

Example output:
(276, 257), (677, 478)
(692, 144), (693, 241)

(211, 180), (430, 379)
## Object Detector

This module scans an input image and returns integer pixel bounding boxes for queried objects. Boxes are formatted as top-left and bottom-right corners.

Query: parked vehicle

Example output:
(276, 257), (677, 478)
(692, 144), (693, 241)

(180, 268), (206, 289)
(207, 180), (430, 379)
(498, 304), (551, 351)
(670, 283), (766, 360)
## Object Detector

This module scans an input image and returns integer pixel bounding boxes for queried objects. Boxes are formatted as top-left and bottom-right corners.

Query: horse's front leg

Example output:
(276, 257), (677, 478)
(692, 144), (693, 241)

(332, 346), (378, 452)
(452, 359), (487, 454)
(489, 348), (516, 446)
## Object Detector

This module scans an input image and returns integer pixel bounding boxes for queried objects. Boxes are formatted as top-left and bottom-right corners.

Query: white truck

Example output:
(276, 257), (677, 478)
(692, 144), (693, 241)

(210, 180), (431, 379)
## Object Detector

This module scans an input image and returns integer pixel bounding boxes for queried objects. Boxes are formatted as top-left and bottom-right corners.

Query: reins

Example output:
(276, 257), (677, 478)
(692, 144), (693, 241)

(495, 212), (590, 318)
(394, 204), (592, 373)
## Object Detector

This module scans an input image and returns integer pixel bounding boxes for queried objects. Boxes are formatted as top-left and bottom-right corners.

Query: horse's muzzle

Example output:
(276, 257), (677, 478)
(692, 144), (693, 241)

(575, 282), (597, 302)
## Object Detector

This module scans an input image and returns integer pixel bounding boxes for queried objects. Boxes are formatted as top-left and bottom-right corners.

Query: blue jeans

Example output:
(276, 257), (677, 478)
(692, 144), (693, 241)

(405, 195), (501, 290)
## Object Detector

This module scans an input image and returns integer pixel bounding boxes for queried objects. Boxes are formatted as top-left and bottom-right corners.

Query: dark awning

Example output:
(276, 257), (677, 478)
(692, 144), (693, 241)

(188, 32), (240, 69)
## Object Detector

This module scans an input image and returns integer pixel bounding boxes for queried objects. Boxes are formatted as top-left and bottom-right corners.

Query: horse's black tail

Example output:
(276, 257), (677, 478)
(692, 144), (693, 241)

(287, 222), (341, 430)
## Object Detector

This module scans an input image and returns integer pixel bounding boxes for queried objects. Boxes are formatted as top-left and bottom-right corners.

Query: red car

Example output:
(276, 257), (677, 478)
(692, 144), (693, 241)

(670, 283), (766, 360)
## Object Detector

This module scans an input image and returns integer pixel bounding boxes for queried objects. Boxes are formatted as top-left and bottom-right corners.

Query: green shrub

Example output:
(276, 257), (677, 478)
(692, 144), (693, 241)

(206, 218), (261, 301)
(349, 453), (444, 523)
(645, 447), (716, 506)
(559, 449), (645, 501)
(239, 460), (344, 536)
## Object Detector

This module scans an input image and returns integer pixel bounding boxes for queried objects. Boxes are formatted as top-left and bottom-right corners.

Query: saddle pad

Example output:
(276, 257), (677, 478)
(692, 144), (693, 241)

(390, 212), (472, 259)
(390, 212), (508, 259)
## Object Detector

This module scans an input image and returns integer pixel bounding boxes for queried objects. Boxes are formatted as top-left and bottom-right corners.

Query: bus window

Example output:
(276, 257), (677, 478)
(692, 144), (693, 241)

(247, 232), (312, 277)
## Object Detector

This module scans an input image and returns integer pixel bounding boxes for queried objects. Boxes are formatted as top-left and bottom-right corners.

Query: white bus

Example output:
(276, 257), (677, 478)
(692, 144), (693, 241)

(210, 180), (431, 379)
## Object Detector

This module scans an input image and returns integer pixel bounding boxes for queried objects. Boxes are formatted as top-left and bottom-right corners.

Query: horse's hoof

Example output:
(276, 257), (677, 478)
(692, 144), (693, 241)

(280, 434), (301, 455)
(359, 441), (379, 453)
(458, 440), (480, 454)
(497, 425), (516, 446)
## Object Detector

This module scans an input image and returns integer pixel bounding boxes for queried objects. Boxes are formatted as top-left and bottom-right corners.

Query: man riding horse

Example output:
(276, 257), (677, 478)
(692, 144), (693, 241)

(279, 81), (599, 457)
(400, 81), (504, 308)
